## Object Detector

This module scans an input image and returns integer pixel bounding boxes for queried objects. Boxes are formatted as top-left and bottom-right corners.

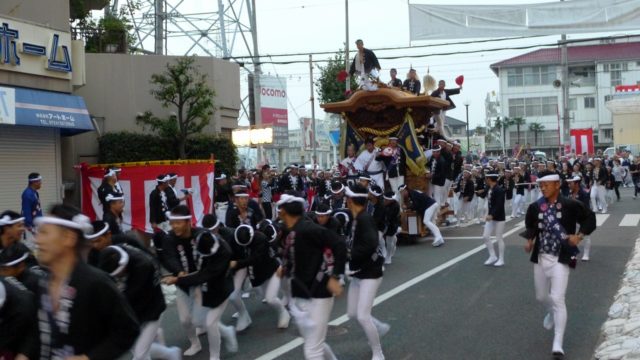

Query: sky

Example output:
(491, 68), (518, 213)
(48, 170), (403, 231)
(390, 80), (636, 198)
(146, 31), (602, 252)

(123, 0), (640, 131)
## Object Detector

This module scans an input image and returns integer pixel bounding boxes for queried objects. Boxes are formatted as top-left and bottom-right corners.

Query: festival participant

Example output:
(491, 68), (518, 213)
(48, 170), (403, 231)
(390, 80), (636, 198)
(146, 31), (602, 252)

(377, 137), (406, 193)
(0, 275), (39, 360)
(277, 194), (346, 360)
(349, 39), (381, 80)
(230, 225), (291, 329)
(459, 169), (475, 224)
(156, 205), (206, 356)
(399, 184), (444, 247)
(33, 204), (139, 359)
(21, 172), (43, 242)
(313, 204), (341, 234)
(164, 230), (238, 360)
(589, 158), (608, 213)
(355, 138), (385, 188)
(382, 191), (400, 264)
(149, 174), (171, 233)
(345, 184), (389, 360)
(0, 210), (37, 267)
(474, 167), (488, 223)
(402, 68), (421, 95)
(428, 146), (448, 207)
(98, 168), (123, 213)
(102, 192), (125, 235)
(566, 176), (593, 261)
(387, 68), (402, 88)
(279, 165), (303, 192)
(430, 79), (462, 135)
(329, 181), (347, 210)
(214, 173), (232, 225)
(523, 171), (596, 359)
(86, 220), (147, 267)
(339, 144), (359, 185)
(225, 190), (264, 229)
(0, 242), (43, 294)
(98, 245), (181, 360)
(166, 173), (192, 211)
(367, 185), (387, 261)
(483, 172), (506, 267)
(512, 167), (527, 218)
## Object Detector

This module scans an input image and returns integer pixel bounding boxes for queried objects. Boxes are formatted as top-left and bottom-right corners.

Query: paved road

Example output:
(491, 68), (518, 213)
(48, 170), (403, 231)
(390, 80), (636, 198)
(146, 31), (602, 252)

(159, 189), (640, 360)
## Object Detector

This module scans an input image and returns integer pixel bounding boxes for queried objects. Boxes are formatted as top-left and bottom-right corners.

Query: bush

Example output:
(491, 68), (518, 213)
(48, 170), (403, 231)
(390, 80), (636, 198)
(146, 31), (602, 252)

(98, 132), (238, 175)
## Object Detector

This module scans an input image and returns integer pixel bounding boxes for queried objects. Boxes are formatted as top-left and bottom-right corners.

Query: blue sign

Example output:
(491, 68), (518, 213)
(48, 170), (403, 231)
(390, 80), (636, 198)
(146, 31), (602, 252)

(0, 21), (72, 73)
(329, 130), (341, 147)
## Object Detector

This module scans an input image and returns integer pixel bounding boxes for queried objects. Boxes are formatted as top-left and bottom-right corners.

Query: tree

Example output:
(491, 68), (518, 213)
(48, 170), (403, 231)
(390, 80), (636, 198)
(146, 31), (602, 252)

(512, 117), (527, 144)
(492, 117), (515, 145)
(316, 48), (358, 104)
(137, 56), (216, 159)
(529, 122), (546, 146)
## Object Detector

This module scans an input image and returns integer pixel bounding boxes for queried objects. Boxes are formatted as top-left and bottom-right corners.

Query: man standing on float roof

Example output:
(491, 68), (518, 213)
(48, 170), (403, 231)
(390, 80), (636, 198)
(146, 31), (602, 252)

(523, 170), (596, 359)
(349, 39), (381, 79)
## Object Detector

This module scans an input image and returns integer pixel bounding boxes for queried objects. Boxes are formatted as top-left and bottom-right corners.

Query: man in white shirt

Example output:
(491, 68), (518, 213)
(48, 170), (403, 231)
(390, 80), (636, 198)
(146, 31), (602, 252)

(355, 138), (385, 188)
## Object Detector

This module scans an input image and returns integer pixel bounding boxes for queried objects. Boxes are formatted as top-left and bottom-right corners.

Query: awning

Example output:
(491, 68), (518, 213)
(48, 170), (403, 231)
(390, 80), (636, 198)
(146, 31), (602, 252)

(0, 86), (94, 136)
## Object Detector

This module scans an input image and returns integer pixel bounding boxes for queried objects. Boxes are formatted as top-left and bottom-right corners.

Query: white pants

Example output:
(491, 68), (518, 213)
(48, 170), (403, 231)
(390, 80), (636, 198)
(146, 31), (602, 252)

(385, 235), (397, 263)
(460, 200), (472, 221)
(590, 184), (607, 212)
(175, 288), (200, 346)
(530, 188), (540, 202)
(371, 173), (385, 189)
(432, 184), (447, 207)
(476, 197), (487, 220)
(204, 300), (232, 360)
(423, 203), (443, 241)
(453, 193), (461, 215)
(291, 297), (336, 360)
(482, 221), (505, 260)
(534, 254), (570, 353)
(389, 176), (404, 195)
(215, 202), (228, 225)
(512, 194), (524, 217)
(347, 277), (385, 358)
(229, 268), (249, 316)
(378, 231), (387, 261)
(132, 320), (161, 360)
(260, 273), (286, 315)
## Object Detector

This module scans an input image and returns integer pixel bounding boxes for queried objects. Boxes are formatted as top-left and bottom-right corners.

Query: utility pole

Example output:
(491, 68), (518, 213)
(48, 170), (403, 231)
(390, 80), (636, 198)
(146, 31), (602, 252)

(154, 0), (164, 55)
(248, 0), (263, 163)
(560, 0), (570, 155)
(309, 54), (317, 167)
(345, 0), (350, 93)
(464, 102), (470, 151)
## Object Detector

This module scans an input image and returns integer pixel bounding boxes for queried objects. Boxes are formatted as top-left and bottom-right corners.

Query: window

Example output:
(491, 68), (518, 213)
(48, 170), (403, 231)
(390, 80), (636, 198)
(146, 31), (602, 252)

(609, 63), (624, 86)
(507, 68), (523, 87)
(602, 129), (613, 140)
(568, 98), (577, 111)
(508, 97), (557, 117)
(584, 97), (596, 108)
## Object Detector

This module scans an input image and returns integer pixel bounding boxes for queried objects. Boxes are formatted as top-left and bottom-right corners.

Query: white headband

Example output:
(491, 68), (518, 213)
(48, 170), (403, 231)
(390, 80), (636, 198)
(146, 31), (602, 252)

(34, 215), (93, 234)
(207, 219), (221, 231)
(264, 224), (278, 243)
(331, 184), (345, 194)
(345, 187), (369, 198)
(0, 215), (25, 226)
(358, 176), (371, 182)
(234, 224), (254, 246)
(29, 176), (42, 182)
(196, 232), (220, 257)
(215, 174), (227, 180)
(566, 176), (582, 182)
(398, 184), (407, 192)
(105, 193), (124, 202)
(166, 212), (192, 221)
(1, 252), (29, 267)
(168, 174), (178, 180)
(104, 169), (117, 178)
(369, 188), (383, 197)
(276, 194), (306, 206)
(85, 222), (110, 240)
(315, 209), (332, 216)
(537, 174), (561, 182)
(234, 193), (250, 198)
(107, 245), (129, 276)
(383, 194), (396, 201)
(333, 211), (349, 223)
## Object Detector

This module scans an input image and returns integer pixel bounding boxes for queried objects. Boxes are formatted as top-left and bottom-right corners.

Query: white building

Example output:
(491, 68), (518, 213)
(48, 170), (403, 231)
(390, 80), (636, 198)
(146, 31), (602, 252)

(489, 38), (640, 153)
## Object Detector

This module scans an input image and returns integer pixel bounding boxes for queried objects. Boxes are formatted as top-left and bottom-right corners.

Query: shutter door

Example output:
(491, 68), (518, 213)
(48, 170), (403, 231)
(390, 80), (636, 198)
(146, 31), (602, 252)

(0, 125), (61, 214)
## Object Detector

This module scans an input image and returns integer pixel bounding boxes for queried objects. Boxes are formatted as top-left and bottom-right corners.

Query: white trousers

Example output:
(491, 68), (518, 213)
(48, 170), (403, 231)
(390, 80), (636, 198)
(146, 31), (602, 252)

(204, 300), (232, 360)
(215, 202), (228, 225)
(385, 235), (397, 263)
(512, 194), (524, 217)
(291, 297), (337, 360)
(475, 197), (487, 220)
(132, 320), (161, 360)
(347, 277), (385, 358)
(432, 184), (447, 207)
(482, 221), (505, 260)
(377, 231), (387, 261)
(229, 268), (249, 316)
(590, 184), (607, 212)
(423, 203), (443, 241)
(260, 273), (286, 315)
(371, 173), (385, 189)
(534, 254), (570, 353)
(389, 176), (404, 194)
(175, 288), (200, 346)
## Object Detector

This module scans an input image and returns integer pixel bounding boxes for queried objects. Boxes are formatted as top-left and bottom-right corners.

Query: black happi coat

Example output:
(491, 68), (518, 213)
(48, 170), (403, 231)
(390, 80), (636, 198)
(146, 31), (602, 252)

(349, 211), (384, 279)
(283, 218), (346, 299)
(349, 48), (381, 75)
(176, 235), (234, 309)
(376, 149), (406, 178)
(37, 261), (139, 360)
(165, 186), (181, 210)
(114, 244), (166, 323)
(429, 156), (448, 187)
(227, 230), (280, 287)
(148, 187), (168, 225)
(97, 182), (120, 212)
(102, 210), (123, 235)
(159, 227), (207, 288)
(0, 276), (39, 359)
(524, 196), (596, 267)
(225, 201), (264, 228)
(460, 178), (475, 201)
(430, 88), (461, 110)
(487, 185), (506, 222)
(371, 200), (386, 233)
(384, 200), (400, 237)
(407, 189), (437, 214)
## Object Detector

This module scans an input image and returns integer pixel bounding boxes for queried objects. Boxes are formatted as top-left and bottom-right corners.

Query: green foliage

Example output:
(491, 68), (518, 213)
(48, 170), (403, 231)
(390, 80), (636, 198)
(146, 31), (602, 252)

(82, 14), (134, 53)
(528, 122), (546, 146)
(98, 132), (238, 174)
(315, 48), (358, 104)
(137, 56), (217, 159)
(511, 117), (527, 144)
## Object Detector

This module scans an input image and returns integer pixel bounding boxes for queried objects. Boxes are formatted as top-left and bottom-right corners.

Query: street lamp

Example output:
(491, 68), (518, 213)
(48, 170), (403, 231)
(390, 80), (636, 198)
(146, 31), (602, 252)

(464, 100), (470, 151)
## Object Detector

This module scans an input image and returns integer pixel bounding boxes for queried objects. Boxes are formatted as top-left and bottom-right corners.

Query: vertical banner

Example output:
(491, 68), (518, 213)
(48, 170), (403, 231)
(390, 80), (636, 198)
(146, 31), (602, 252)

(570, 128), (594, 155)
(260, 75), (289, 149)
(80, 160), (214, 233)
(302, 117), (316, 152)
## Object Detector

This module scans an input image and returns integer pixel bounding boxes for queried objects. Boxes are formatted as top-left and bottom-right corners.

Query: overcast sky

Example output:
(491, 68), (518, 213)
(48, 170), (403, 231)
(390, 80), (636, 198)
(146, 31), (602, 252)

(127, 0), (639, 130)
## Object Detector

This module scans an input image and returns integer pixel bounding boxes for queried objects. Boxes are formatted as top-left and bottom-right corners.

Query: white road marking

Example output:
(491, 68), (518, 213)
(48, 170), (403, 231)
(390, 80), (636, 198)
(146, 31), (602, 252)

(619, 214), (640, 227)
(254, 223), (525, 360)
(596, 214), (610, 227)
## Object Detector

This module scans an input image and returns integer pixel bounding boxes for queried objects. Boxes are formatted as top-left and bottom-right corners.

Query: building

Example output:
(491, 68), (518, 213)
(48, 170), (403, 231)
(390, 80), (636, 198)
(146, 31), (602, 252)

(489, 38), (640, 153)
(444, 116), (468, 139)
(0, 0), (95, 213)
(282, 126), (334, 169)
(606, 85), (640, 150)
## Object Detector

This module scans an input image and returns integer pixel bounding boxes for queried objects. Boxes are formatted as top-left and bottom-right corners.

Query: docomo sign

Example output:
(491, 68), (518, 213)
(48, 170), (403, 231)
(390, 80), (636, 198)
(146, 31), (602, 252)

(261, 87), (286, 98)
(232, 127), (273, 147)
(260, 75), (288, 127)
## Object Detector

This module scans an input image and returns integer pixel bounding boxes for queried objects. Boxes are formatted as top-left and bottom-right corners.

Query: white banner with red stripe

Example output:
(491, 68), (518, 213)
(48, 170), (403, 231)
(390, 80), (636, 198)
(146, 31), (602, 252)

(570, 128), (594, 155)
(80, 161), (214, 233)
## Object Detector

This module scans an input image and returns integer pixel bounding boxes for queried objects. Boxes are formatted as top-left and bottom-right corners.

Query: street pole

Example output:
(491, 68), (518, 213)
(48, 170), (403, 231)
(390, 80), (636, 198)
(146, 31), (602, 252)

(465, 103), (470, 151)
(249, 0), (263, 164)
(345, 0), (350, 93)
(309, 54), (317, 167)
(560, 0), (570, 155)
